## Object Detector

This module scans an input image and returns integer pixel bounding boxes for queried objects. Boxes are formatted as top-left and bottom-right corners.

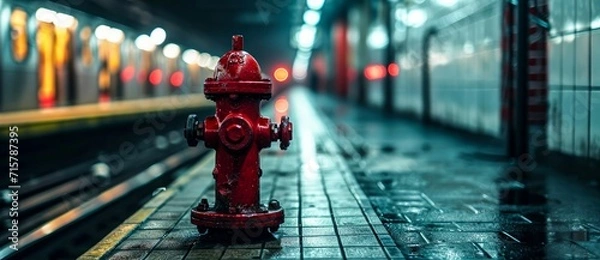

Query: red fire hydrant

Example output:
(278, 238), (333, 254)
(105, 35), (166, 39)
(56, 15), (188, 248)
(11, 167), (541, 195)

(184, 35), (292, 234)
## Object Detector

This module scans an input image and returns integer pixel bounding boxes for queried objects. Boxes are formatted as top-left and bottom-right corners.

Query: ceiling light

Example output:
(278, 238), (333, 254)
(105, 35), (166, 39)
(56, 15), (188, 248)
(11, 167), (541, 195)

(303, 10), (321, 25)
(162, 43), (181, 59)
(307, 0), (325, 10)
(150, 27), (166, 45)
(182, 49), (199, 64)
(135, 35), (156, 51)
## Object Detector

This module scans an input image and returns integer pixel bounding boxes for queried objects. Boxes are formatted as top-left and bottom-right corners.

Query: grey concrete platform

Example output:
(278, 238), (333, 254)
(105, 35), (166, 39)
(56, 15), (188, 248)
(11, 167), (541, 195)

(80, 88), (600, 259)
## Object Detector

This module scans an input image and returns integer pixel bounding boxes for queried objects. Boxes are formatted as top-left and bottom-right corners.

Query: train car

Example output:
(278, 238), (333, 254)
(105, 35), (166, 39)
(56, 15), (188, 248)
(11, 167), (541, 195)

(0, 1), (38, 111)
(0, 0), (216, 113)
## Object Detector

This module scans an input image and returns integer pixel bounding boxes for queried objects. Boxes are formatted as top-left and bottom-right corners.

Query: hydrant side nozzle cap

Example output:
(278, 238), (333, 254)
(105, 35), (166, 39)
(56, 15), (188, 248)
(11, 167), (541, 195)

(232, 35), (243, 51)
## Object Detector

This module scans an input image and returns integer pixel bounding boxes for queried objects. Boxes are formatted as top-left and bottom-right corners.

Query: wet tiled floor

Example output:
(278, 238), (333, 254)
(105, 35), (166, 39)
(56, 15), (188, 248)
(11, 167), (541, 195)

(315, 92), (600, 259)
(81, 88), (600, 259)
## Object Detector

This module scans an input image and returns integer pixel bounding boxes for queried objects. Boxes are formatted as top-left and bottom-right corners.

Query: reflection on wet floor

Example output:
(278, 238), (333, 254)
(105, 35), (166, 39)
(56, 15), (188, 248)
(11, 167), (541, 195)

(319, 93), (600, 259)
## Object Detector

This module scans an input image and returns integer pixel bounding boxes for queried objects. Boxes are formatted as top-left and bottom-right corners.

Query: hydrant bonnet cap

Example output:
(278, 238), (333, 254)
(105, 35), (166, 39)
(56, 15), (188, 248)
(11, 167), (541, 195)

(211, 35), (263, 81)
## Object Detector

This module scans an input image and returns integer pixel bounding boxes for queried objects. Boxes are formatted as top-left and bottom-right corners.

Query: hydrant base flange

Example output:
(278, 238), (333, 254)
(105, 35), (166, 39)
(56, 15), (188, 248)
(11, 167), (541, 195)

(191, 206), (284, 231)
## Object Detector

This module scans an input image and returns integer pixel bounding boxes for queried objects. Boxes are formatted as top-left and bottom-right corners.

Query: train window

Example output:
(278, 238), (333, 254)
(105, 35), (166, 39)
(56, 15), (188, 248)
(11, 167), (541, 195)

(10, 8), (29, 62)
(80, 26), (93, 66)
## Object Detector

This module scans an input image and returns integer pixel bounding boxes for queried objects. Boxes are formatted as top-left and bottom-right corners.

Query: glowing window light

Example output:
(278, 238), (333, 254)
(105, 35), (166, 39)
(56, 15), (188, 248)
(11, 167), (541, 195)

(170, 71), (184, 87)
(303, 10), (321, 26)
(35, 8), (56, 23)
(273, 67), (289, 82)
(54, 13), (76, 28)
(307, 0), (325, 10)
(107, 28), (124, 43)
(150, 27), (166, 45)
(162, 43), (181, 59)
(135, 34), (155, 51)
(94, 25), (111, 40)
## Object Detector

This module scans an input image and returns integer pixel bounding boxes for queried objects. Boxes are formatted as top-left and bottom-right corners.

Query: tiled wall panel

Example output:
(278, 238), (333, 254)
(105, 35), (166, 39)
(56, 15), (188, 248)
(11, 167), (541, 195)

(387, 0), (598, 160)
(548, 0), (599, 160)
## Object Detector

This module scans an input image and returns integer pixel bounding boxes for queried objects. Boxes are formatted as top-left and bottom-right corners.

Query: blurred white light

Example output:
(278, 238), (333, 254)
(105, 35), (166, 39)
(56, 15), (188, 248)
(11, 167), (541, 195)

(367, 25), (388, 49)
(406, 9), (428, 28)
(293, 67), (308, 80)
(209, 56), (221, 69)
(297, 50), (312, 61)
(592, 17), (600, 29)
(303, 10), (321, 26)
(35, 8), (56, 23)
(435, 0), (458, 7)
(463, 42), (474, 54)
(307, 0), (325, 10)
(296, 25), (317, 49)
(196, 53), (211, 67)
(563, 33), (575, 43)
(162, 43), (181, 59)
(135, 34), (156, 51)
(293, 50), (312, 80)
(150, 27), (167, 45)
(182, 49), (199, 64)
(54, 13), (76, 28)
(94, 25), (110, 40)
(107, 28), (125, 43)
(429, 52), (449, 67)
(395, 8), (406, 21)
(551, 36), (562, 44)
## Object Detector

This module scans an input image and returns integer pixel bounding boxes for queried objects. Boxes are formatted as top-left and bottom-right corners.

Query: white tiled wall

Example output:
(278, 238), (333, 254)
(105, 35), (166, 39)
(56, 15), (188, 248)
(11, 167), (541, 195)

(383, 0), (598, 160)
(548, 0), (600, 160)
(391, 0), (501, 136)
(591, 28), (600, 159)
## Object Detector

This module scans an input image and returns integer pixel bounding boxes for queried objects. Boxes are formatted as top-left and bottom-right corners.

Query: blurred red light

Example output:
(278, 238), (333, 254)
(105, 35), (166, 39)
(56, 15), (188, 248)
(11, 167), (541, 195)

(275, 98), (289, 113)
(273, 67), (289, 82)
(39, 96), (55, 108)
(388, 63), (400, 77)
(364, 64), (386, 80)
(149, 69), (163, 86)
(121, 65), (135, 83)
(170, 71), (184, 87)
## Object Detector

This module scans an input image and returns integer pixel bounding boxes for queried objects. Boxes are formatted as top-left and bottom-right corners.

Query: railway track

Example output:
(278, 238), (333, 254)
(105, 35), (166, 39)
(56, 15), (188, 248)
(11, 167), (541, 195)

(0, 110), (212, 259)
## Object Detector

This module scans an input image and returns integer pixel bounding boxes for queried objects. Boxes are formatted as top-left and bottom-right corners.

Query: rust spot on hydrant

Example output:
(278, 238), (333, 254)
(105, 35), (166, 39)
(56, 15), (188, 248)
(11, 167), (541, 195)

(184, 35), (292, 234)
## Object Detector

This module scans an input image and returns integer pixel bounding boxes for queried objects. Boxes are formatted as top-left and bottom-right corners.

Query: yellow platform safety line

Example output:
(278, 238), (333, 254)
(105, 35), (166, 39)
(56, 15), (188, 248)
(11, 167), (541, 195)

(0, 94), (212, 136)
(78, 151), (215, 260)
